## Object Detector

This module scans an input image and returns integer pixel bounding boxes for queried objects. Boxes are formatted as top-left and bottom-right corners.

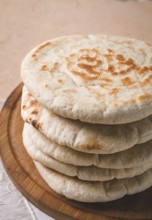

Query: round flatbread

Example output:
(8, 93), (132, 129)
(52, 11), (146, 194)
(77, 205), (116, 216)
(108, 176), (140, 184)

(24, 123), (152, 169)
(21, 35), (152, 124)
(23, 127), (152, 181)
(35, 161), (152, 202)
(21, 86), (152, 154)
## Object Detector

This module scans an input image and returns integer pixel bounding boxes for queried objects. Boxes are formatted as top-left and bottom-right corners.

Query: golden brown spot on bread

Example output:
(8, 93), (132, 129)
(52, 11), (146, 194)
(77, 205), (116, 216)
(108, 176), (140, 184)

(40, 65), (49, 71)
(78, 63), (94, 72)
(112, 63), (137, 76)
(142, 79), (149, 86)
(30, 100), (36, 105)
(118, 70), (127, 75)
(138, 93), (151, 101)
(113, 59), (137, 76)
(32, 54), (36, 58)
(66, 48), (102, 82)
(79, 48), (99, 54)
(30, 100), (37, 106)
(22, 105), (26, 109)
(121, 77), (133, 86)
(141, 74), (152, 86)
(65, 58), (72, 68)
(31, 110), (38, 115)
(116, 54), (125, 61)
(139, 66), (150, 74)
(71, 70), (99, 81)
(99, 84), (106, 88)
(27, 93), (32, 97)
(82, 143), (102, 150)
(104, 54), (112, 62)
(145, 74), (152, 81)
(109, 88), (119, 95)
(126, 63), (137, 72)
(124, 58), (135, 66)
(78, 61), (102, 74)
(58, 79), (63, 83)
(95, 60), (102, 66)
(63, 89), (77, 93)
(44, 84), (49, 88)
(100, 77), (113, 83)
(92, 48), (99, 54)
(69, 53), (75, 57)
(79, 49), (90, 53)
(107, 49), (113, 53)
(32, 42), (51, 58)
(78, 55), (97, 62)
(49, 62), (58, 73)
(41, 62), (58, 74)
(30, 100), (40, 107)
(138, 66), (152, 75)
(37, 42), (51, 51)
(87, 87), (103, 99)
(117, 57), (135, 66)
(108, 64), (114, 72)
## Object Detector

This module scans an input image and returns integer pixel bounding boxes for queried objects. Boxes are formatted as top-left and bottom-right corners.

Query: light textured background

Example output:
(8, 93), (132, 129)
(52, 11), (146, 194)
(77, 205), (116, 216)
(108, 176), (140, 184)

(0, 0), (152, 219)
(1, 0), (152, 101)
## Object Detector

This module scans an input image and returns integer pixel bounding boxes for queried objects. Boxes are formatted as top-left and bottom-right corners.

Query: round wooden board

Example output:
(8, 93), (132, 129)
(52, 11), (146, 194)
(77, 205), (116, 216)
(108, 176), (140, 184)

(0, 84), (152, 220)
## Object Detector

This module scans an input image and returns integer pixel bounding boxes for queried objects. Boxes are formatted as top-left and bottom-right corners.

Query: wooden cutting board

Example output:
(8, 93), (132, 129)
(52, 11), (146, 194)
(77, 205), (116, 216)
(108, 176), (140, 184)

(0, 83), (152, 220)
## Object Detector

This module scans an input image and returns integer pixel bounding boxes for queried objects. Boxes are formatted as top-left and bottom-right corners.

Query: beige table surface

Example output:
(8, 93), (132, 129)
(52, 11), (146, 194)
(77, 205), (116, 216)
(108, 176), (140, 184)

(0, 0), (152, 219)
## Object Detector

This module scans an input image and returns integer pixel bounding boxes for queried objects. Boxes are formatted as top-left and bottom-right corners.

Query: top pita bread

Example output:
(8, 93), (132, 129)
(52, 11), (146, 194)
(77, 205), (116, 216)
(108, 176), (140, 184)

(21, 35), (152, 124)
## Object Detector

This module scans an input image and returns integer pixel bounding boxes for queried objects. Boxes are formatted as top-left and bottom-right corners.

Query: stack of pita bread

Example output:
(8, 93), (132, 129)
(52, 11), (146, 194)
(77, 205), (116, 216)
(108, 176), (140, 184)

(21, 35), (152, 202)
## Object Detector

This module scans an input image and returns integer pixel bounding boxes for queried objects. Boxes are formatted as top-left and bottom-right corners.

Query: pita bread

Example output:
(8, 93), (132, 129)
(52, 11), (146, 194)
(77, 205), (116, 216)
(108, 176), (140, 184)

(21, 35), (152, 124)
(34, 161), (152, 202)
(21, 86), (152, 154)
(23, 128), (152, 181)
(24, 123), (152, 169)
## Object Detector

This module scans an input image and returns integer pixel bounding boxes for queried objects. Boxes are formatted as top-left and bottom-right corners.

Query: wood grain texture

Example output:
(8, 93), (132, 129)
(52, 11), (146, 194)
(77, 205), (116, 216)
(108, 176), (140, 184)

(0, 83), (152, 220)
